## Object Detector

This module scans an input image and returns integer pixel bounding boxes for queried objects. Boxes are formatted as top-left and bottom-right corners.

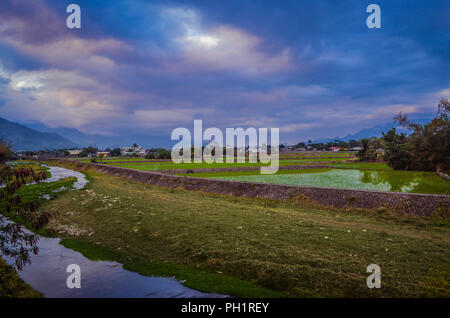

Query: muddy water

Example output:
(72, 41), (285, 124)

(1, 164), (226, 298)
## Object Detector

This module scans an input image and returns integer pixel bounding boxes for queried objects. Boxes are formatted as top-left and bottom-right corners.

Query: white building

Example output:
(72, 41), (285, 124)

(96, 151), (109, 157)
(121, 146), (146, 156)
(68, 149), (82, 155)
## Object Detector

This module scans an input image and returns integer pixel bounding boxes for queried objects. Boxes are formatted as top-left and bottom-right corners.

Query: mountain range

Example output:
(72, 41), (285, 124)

(1, 117), (174, 151)
(1, 115), (433, 151)
(311, 123), (398, 144)
(24, 121), (174, 150)
(0, 117), (78, 151)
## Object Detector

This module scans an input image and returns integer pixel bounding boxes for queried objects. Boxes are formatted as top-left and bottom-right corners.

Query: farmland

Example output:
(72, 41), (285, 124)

(95, 154), (448, 195)
(74, 154), (354, 171)
(86, 160), (343, 170)
(3, 152), (449, 298)
(38, 164), (450, 297)
(180, 168), (449, 195)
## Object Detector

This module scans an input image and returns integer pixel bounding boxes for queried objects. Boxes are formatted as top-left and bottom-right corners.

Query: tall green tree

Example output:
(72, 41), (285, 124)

(383, 99), (450, 172)
(356, 137), (380, 162)
(109, 148), (121, 157)
(381, 128), (410, 170)
(0, 139), (13, 163)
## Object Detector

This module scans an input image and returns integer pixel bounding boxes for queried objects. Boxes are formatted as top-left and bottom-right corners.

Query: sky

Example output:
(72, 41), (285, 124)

(0, 0), (449, 144)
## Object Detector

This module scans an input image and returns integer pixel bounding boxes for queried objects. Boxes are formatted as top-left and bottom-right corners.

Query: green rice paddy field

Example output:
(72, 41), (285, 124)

(99, 157), (351, 170)
(74, 151), (356, 163)
(3, 159), (447, 298)
(76, 157), (449, 195)
(191, 169), (449, 195)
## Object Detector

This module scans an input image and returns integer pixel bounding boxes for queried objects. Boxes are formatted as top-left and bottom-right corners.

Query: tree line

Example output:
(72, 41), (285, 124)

(355, 99), (450, 172)
(381, 99), (449, 172)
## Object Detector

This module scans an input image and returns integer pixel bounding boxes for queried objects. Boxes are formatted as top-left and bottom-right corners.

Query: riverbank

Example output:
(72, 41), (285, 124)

(39, 163), (449, 297)
(1, 163), (237, 297)
(0, 257), (42, 298)
(0, 163), (79, 298)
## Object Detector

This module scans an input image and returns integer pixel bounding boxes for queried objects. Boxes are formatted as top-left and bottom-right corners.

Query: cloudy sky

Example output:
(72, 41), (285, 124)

(0, 0), (449, 144)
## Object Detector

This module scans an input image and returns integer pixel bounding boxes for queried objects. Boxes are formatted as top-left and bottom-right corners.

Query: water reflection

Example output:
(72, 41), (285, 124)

(1, 233), (226, 298)
(1, 164), (226, 297)
(0, 218), (39, 270)
(1, 163), (45, 271)
(42, 165), (89, 190)
(359, 170), (416, 192)
(214, 168), (448, 194)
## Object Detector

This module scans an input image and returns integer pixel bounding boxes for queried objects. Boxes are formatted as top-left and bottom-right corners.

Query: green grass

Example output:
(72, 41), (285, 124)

(280, 152), (356, 158)
(15, 177), (77, 203)
(108, 161), (271, 170)
(0, 162), (67, 298)
(75, 157), (150, 163)
(0, 257), (42, 298)
(178, 168), (332, 178)
(278, 158), (351, 163)
(60, 239), (286, 297)
(202, 169), (450, 195)
(10, 161), (51, 178)
(330, 162), (393, 170)
(39, 165), (449, 297)
(105, 157), (350, 171)
(1, 176), (77, 235)
(73, 152), (356, 163)
(0, 171), (80, 298)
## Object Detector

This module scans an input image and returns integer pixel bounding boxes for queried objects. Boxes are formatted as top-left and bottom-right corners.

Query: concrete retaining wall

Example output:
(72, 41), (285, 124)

(61, 160), (450, 216)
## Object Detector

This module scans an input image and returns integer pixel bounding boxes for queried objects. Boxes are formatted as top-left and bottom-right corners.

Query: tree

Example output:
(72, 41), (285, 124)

(294, 142), (306, 149)
(0, 139), (13, 163)
(348, 139), (359, 148)
(109, 148), (121, 157)
(1, 165), (50, 270)
(356, 137), (380, 161)
(382, 128), (410, 170)
(145, 148), (171, 160)
(82, 146), (98, 155)
(383, 99), (450, 171)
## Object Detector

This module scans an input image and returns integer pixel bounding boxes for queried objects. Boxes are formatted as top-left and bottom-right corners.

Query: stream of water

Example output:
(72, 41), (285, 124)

(1, 163), (226, 298)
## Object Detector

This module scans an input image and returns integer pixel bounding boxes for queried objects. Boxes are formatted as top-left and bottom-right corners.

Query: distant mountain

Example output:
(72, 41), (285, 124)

(340, 123), (397, 141)
(0, 117), (78, 151)
(25, 122), (175, 149)
(25, 122), (123, 149)
(312, 122), (397, 144)
(311, 117), (433, 144)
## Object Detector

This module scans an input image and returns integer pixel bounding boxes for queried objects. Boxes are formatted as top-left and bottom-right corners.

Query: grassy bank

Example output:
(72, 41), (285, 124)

(0, 163), (81, 298)
(0, 257), (42, 298)
(1, 162), (53, 298)
(40, 165), (449, 297)
(0, 170), (77, 236)
(8, 161), (51, 178)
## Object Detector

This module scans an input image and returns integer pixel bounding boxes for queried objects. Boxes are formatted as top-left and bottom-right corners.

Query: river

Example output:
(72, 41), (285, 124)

(1, 163), (226, 298)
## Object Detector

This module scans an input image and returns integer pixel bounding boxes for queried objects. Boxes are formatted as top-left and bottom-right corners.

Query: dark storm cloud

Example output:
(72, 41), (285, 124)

(0, 0), (448, 142)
